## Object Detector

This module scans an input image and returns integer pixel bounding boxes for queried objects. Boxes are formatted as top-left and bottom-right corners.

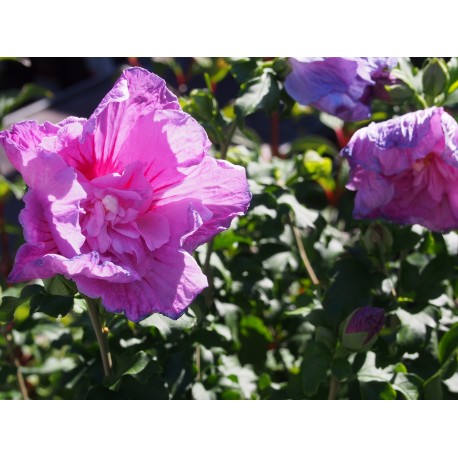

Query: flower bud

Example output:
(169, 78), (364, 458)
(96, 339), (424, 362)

(362, 222), (393, 257)
(341, 306), (385, 351)
(422, 58), (449, 97)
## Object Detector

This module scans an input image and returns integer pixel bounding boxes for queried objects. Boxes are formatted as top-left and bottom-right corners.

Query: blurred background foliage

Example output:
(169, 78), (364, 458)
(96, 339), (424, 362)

(1, 57), (458, 400)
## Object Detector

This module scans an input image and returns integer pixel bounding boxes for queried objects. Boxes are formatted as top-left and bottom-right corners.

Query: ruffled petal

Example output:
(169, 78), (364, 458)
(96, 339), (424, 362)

(75, 246), (208, 321)
(117, 109), (210, 186)
(9, 244), (138, 284)
(0, 121), (86, 257)
(341, 107), (458, 232)
(153, 154), (251, 251)
(79, 67), (181, 179)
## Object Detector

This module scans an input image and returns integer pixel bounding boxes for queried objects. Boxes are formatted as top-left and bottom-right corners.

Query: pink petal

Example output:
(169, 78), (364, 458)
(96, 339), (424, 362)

(79, 68), (181, 179)
(0, 122), (86, 257)
(136, 212), (170, 251)
(75, 246), (208, 321)
(155, 155), (251, 251)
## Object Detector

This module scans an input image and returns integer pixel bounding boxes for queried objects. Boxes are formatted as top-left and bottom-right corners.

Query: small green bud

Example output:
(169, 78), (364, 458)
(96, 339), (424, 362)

(362, 222), (393, 257)
(422, 58), (449, 97)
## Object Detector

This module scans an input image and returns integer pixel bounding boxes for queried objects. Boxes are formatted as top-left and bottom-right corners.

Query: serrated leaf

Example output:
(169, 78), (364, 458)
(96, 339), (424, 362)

(235, 70), (280, 117)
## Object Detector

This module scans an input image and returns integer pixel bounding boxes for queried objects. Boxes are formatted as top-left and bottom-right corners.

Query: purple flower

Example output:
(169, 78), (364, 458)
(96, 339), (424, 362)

(341, 107), (458, 232)
(341, 306), (385, 350)
(284, 57), (397, 122)
(0, 68), (251, 321)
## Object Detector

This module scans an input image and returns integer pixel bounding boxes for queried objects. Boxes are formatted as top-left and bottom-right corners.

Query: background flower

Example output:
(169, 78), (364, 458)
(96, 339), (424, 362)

(284, 57), (397, 122)
(341, 107), (458, 232)
(0, 67), (251, 321)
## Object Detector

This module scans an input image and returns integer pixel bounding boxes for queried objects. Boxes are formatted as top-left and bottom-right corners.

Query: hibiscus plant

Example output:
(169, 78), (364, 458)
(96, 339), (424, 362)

(0, 57), (458, 400)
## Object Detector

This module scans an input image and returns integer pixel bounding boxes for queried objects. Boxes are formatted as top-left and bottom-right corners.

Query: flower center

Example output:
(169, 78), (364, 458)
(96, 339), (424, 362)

(412, 154), (433, 173)
(80, 190), (142, 255)
(77, 159), (173, 264)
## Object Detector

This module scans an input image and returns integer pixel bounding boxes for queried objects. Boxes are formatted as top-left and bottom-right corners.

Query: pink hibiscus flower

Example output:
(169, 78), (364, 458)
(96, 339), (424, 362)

(341, 107), (458, 232)
(0, 67), (251, 321)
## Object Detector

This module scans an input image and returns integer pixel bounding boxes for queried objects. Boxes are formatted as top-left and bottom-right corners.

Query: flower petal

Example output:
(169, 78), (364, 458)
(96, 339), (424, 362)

(80, 67), (181, 178)
(75, 246), (208, 321)
(0, 121), (87, 257)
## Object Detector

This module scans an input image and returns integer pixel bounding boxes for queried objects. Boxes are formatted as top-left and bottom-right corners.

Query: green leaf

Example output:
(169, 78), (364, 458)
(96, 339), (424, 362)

(0, 297), (20, 323)
(396, 309), (435, 350)
(0, 284), (45, 323)
(359, 381), (396, 400)
(231, 58), (258, 83)
(301, 341), (332, 396)
(323, 258), (378, 328)
(43, 275), (77, 296)
(21, 357), (77, 375)
(192, 382), (216, 400)
(384, 83), (415, 103)
(235, 70), (280, 117)
(0, 175), (25, 200)
(424, 373), (443, 400)
(277, 194), (318, 229)
(438, 323), (458, 365)
(392, 373), (420, 400)
(445, 89), (458, 106)
(392, 57), (422, 92)
(422, 58), (449, 97)
(331, 358), (353, 381)
(240, 316), (273, 342)
(0, 83), (52, 119)
(30, 293), (74, 318)
(139, 308), (197, 338)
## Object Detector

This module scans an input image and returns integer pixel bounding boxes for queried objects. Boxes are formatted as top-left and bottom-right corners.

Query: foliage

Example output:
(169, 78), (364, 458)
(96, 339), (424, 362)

(1, 57), (458, 399)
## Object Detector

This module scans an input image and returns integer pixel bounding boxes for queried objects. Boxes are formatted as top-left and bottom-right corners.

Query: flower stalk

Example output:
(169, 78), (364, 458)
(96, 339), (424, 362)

(85, 298), (113, 378)
(287, 214), (320, 286)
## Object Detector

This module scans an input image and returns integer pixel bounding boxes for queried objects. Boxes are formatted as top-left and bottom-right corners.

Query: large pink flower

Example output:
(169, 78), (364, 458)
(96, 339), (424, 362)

(0, 68), (251, 321)
(341, 107), (458, 232)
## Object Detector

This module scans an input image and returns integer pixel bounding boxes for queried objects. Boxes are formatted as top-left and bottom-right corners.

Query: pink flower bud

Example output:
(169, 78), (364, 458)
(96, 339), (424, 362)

(341, 306), (385, 351)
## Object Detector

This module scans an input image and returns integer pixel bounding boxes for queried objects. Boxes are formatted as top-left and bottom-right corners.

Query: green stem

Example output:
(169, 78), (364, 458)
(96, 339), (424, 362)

(415, 93), (428, 109)
(85, 298), (113, 378)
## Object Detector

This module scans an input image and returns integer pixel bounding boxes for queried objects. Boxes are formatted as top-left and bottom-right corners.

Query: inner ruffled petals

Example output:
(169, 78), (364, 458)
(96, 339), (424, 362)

(391, 153), (452, 206)
(79, 162), (168, 259)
